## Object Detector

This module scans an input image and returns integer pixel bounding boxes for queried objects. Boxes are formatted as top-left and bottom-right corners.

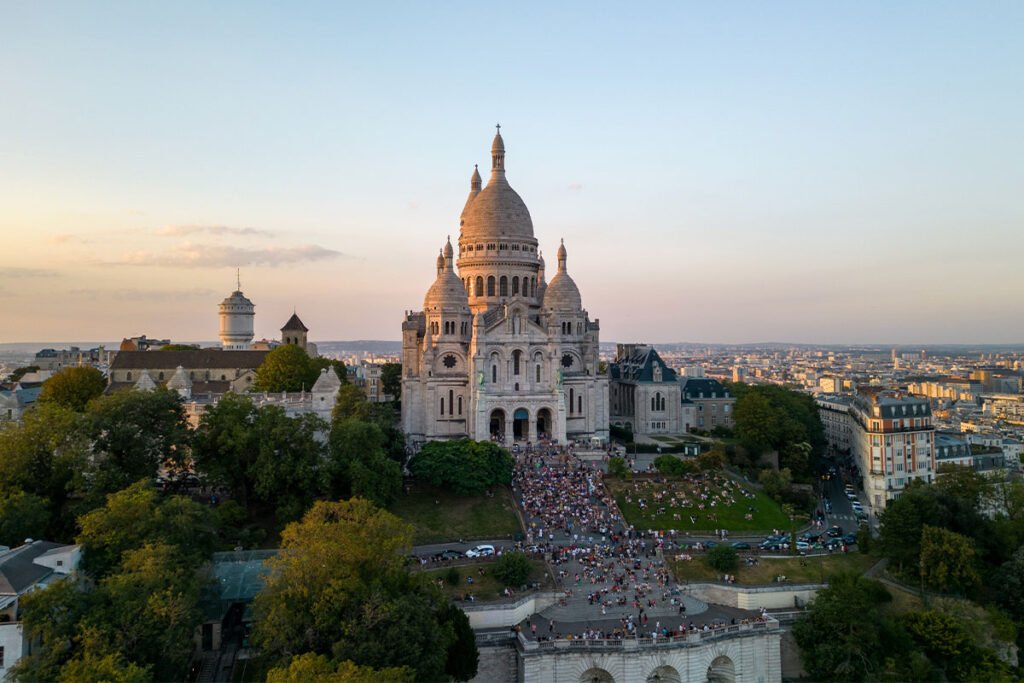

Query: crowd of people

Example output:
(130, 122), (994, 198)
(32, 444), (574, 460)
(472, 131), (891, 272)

(619, 472), (760, 527)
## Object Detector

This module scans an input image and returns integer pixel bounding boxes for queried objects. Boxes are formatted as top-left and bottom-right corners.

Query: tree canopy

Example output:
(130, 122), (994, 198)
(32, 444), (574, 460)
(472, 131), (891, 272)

(409, 439), (513, 496)
(253, 344), (339, 392)
(252, 499), (477, 681)
(379, 362), (401, 401)
(727, 382), (825, 480)
(38, 366), (107, 412)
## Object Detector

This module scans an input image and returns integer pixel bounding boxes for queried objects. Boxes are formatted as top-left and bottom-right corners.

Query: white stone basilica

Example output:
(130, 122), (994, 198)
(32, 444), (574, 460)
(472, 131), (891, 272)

(402, 129), (609, 445)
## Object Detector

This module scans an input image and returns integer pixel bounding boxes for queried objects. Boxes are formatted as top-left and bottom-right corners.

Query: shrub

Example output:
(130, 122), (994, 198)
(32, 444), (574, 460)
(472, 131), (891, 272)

(705, 545), (738, 573)
(607, 457), (628, 479)
(492, 552), (531, 587)
(445, 567), (461, 586)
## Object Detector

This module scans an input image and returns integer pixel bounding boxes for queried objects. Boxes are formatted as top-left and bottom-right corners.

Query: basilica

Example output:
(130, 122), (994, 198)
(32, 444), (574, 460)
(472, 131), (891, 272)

(401, 129), (609, 445)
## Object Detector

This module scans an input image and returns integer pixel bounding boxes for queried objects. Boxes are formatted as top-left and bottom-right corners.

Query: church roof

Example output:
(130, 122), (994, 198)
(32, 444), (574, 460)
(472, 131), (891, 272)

(281, 313), (308, 332)
(543, 240), (582, 312)
(459, 130), (535, 241)
(610, 346), (678, 383)
(111, 350), (268, 370)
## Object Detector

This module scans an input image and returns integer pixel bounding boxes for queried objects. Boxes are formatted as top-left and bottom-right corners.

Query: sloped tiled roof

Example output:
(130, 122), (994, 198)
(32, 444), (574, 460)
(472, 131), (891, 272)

(680, 378), (731, 400)
(609, 346), (678, 383)
(111, 350), (267, 370)
(0, 541), (65, 595)
(281, 313), (308, 332)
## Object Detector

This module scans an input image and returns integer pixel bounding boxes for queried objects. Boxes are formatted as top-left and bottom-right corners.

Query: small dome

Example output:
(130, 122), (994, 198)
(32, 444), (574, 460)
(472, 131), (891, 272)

(424, 241), (469, 311)
(544, 240), (581, 311)
(544, 271), (582, 311)
(491, 129), (505, 153)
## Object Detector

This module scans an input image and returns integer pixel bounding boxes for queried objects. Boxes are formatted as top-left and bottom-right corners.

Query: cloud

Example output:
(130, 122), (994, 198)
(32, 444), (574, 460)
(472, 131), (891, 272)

(48, 233), (87, 244)
(106, 242), (343, 268)
(0, 267), (59, 278)
(156, 224), (275, 238)
(67, 287), (217, 301)
(567, 183), (584, 191)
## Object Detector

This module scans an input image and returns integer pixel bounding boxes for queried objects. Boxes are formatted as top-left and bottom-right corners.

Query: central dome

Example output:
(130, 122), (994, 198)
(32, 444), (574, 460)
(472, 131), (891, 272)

(459, 129), (535, 240)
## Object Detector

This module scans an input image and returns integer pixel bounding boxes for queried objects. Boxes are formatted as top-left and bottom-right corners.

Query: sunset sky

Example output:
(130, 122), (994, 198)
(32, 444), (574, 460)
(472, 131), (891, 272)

(1, 2), (1022, 344)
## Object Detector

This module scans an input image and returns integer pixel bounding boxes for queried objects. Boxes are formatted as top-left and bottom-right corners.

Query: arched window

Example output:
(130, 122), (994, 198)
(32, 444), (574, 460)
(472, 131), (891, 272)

(440, 397), (445, 415)
(158, 372), (164, 380)
(458, 396), (462, 415)
(652, 396), (656, 411)
(512, 350), (521, 375)
(512, 277), (519, 295)
(499, 276), (508, 296)
(487, 276), (495, 296)
(475, 276), (484, 296)
(449, 389), (454, 415)
(492, 365), (497, 383)
(536, 364), (541, 382)
(578, 395), (583, 414)
(126, 372), (132, 381)
(569, 388), (575, 414)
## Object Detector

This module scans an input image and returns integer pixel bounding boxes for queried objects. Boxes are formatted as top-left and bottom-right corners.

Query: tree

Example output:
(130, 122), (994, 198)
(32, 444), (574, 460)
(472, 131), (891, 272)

(253, 344), (318, 392)
(9, 580), (95, 683)
(326, 418), (400, 508)
(191, 392), (260, 506)
(792, 572), (898, 682)
(56, 651), (151, 683)
(440, 603), (479, 682)
(492, 551), (532, 586)
(0, 490), (50, 546)
(266, 654), (412, 683)
(85, 389), (190, 499)
(158, 344), (199, 351)
(705, 545), (738, 573)
(919, 525), (980, 595)
(733, 392), (780, 451)
(38, 366), (106, 412)
(653, 454), (686, 476)
(76, 480), (217, 578)
(607, 456), (628, 479)
(995, 546), (1024, 621)
(380, 362), (402, 401)
(409, 439), (513, 496)
(248, 407), (327, 522)
(252, 499), (474, 681)
(758, 467), (792, 501)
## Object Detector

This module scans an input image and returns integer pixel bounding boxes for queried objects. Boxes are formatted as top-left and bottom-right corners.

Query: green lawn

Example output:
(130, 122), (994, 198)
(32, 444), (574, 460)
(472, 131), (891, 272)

(389, 484), (523, 545)
(670, 552), (877, 585)
(609, 474), (790, 533)
(417, 559), (551, 602)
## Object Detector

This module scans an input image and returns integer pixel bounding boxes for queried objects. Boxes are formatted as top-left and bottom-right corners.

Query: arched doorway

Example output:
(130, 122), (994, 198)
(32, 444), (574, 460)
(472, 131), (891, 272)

(513, 408), (529, 441)
(536, 408), (552, 441)
(647, 665), (681, 683)
(490, 409), (506, 440)
(579, 668), (614, 683)
(707, 655), (736, 683)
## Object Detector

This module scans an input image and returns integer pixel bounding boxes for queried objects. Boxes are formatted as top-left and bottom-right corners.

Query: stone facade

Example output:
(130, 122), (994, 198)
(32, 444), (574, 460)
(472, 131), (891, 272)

(517, 625), (781, 683)
(681, 378), (736, 432)
(402, 130), (608, 445)
(609, 344), (683, 436)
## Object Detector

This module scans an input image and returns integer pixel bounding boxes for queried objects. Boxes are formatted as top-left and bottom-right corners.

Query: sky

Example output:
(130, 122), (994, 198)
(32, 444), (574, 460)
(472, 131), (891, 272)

(1, 1), (1022, 345)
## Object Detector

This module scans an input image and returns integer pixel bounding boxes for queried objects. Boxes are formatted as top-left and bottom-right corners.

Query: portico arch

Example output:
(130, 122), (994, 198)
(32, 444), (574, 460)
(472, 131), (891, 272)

(489, 409), (506, 439)
(647, 665), (682, 683)
(579, 668), (614, 683)
(512, 407), (529, 441)
(536, 407), (552, 441)
(707, 655), (736, 683)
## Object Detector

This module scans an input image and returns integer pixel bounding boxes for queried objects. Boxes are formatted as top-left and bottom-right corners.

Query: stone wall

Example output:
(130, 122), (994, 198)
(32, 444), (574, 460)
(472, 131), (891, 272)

(686, 582), (823, 610)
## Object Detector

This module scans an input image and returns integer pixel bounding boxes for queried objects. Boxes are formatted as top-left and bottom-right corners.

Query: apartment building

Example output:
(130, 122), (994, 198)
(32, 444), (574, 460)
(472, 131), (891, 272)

(849, 390), (936, 512)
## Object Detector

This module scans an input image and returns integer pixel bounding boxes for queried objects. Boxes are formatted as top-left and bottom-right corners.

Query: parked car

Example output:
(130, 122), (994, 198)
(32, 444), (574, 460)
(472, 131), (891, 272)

(703, 541), (718, 549)
(823, 538), (843, 550)
(800, 532), (821, 543)
(827, 525), (843, 537)
(842, 533), (858, 545)
(465, 544), (495, 558)
(795, 540), (811, 551)
(435, 549), (464, 561)
(731, 542), (751, 550)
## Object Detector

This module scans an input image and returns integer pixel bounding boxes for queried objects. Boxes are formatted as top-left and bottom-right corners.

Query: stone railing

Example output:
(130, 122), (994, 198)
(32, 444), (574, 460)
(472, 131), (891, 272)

(520, 618), (778, 653)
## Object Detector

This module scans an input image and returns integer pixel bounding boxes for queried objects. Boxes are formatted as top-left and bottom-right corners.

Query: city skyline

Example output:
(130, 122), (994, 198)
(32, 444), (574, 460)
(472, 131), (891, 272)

(2, 2), (1023, 345)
